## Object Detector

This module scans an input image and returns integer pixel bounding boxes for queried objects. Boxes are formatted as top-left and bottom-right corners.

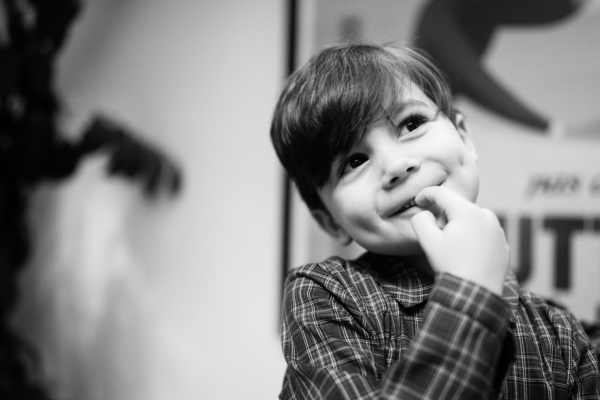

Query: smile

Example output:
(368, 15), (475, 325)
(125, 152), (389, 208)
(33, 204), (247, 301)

(386, 182), (444, 217)
(388, 198), (418, 217)
(398, 198), (417, 213)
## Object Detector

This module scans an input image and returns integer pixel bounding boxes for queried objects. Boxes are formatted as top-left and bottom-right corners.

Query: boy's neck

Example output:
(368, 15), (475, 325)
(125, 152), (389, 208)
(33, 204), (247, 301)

(364, 251), (434, 279)
(400, 253), (434, 278)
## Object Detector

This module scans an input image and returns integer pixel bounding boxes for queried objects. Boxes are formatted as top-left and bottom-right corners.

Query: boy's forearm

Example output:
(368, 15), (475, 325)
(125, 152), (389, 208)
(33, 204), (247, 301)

(380, 273), (514, 399)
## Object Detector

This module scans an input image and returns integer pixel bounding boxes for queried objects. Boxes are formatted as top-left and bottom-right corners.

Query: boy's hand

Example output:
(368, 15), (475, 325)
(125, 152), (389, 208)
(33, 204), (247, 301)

(411, 186), (510, 296)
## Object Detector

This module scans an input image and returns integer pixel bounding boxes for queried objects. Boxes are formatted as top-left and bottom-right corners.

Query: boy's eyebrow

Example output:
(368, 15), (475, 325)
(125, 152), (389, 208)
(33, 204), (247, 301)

(392, 99), (430, 114)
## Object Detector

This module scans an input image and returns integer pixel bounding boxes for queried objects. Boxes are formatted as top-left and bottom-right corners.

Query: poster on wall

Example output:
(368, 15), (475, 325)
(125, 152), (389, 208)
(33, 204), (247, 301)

(285, 0), (600, 323)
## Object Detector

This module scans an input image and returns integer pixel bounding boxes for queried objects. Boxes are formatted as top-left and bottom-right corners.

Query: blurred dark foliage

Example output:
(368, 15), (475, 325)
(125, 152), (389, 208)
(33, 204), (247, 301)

(1, 0), (182, 398)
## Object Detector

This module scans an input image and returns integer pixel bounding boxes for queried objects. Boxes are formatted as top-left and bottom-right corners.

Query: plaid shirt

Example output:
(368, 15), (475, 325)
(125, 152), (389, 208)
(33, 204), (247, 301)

(280, 252), (600, 399)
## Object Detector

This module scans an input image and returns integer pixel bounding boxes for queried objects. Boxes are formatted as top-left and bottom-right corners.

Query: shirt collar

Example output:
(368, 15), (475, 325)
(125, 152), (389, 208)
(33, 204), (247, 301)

(355, 252), (435, 308)
(355, 252), (522, 313)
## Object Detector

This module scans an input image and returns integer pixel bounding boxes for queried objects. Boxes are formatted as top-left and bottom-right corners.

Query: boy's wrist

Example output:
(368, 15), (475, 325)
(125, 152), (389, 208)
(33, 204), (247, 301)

(431, 273), (511, 333)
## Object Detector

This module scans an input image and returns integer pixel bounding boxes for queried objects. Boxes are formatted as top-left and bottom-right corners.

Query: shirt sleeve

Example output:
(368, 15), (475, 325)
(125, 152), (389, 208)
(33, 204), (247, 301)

(559, 311), (600, 398)
(280, 270), (514, 400)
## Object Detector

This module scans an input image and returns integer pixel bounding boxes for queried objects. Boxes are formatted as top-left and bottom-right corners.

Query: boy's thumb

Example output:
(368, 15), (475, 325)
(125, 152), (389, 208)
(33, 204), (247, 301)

(411, 210), (441, 245)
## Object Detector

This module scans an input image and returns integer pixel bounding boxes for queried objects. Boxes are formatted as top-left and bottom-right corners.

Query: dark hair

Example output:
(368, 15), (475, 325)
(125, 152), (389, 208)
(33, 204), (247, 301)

(270, 43), (456, 211)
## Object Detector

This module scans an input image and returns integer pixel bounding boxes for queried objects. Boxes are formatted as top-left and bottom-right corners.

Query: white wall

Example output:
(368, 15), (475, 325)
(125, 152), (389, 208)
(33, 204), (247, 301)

(15, 0), (288, 399)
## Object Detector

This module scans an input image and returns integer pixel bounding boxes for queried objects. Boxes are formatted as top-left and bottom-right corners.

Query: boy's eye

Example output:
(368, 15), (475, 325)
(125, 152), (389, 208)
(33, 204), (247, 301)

(405, 115), (426, 131)
(339, 154), (368, 176)
(348, 155), (366, 169)
(397, 114), (428, 135)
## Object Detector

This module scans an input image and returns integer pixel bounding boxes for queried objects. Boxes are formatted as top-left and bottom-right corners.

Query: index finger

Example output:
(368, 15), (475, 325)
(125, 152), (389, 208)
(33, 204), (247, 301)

(414, 186), (475, 219)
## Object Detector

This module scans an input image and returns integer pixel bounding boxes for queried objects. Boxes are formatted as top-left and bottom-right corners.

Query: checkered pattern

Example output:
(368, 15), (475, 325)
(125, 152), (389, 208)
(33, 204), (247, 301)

(280, 253), (600, 399)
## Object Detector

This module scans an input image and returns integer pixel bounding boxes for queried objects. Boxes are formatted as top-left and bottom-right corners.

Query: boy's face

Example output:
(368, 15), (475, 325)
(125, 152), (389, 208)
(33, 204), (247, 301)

(313, 84), (479, 256)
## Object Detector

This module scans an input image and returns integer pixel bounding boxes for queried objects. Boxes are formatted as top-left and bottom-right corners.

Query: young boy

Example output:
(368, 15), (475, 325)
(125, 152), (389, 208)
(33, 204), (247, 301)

(270, 44), (600, 399)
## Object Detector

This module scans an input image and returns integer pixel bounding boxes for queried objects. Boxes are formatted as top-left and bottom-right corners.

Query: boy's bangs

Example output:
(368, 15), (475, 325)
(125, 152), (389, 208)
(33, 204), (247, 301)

(312, 55), (403, 186)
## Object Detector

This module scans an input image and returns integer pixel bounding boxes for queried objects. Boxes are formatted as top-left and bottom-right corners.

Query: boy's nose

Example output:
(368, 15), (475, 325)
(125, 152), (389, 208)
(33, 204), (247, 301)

(380, 156), (420, 189)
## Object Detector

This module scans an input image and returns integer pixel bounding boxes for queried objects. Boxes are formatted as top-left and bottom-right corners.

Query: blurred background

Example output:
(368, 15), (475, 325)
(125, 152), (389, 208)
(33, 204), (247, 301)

(4, 0), (286, 399)
(2, 0), (599, 399)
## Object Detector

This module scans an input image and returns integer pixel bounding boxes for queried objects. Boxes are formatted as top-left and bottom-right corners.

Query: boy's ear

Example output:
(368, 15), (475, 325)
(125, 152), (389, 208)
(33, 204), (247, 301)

(311, 209), (353, 246)
(454, 112), (478, 161)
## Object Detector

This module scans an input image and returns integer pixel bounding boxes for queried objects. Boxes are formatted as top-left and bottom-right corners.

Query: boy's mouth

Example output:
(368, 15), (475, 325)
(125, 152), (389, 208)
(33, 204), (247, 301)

(386, 183), (443, 217)
(397, 198), (418, 214)
(386, 197), (419, 218)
